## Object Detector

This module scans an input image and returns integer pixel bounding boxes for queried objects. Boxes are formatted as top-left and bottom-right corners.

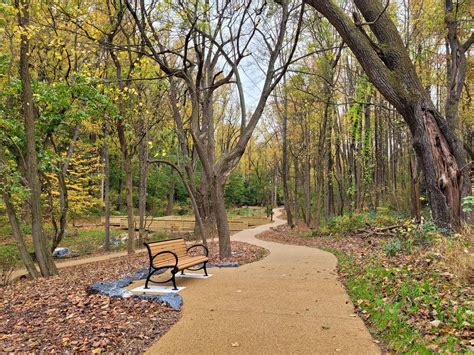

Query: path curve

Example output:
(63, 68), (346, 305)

(146, 209), (379, 354)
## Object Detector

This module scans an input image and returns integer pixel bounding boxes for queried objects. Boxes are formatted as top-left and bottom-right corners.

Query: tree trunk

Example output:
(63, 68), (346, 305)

(411, 105), (465, 228)
(293, 159), (299, 224)
(303, 151), (311, 226)
(17, 0), (57, 277)
(3, 189), (39, 278)
(281, 88), (293, 227)
(103, 125), (111, 252)
(326, 111), (335, 219)
(138, 128), (148, 245)
(165, 177), (175, 216)
(0, 150), (39, 279)
(117, 122), (135, 254)
(409, 148), (421, 222)
(272, 160), (278, 207)
(50, 172), (68, 252)
(211, 177), (231, 258)
(444, 0), (472, 133)
(116, 174), (123, 211)
(303, 120), (312, 226)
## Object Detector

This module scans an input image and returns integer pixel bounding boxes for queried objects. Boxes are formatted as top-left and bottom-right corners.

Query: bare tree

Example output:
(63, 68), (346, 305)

(126, 0), (304, 257)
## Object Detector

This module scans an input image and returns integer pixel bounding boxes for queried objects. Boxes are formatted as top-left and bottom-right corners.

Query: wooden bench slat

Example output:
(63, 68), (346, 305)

(177, 256), (208, 269)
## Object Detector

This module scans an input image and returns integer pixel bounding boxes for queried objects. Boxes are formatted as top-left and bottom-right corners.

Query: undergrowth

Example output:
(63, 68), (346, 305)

(335, 248), (473, 353)
(315, 209), (403, 235)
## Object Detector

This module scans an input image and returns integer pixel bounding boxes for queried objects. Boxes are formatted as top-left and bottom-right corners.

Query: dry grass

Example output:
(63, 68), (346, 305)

(439, 224), (474, 284)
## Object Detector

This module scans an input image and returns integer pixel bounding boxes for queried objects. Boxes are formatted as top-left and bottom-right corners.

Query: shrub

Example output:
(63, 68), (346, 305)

(383, 239), (402, 257)
(0, 244), (20, 286)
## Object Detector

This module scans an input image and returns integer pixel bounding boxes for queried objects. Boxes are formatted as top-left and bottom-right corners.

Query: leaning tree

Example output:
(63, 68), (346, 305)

(303, 0), (472, 229)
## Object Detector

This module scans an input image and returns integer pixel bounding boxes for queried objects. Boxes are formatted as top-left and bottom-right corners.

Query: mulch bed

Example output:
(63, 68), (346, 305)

(0, 240), (267, 353)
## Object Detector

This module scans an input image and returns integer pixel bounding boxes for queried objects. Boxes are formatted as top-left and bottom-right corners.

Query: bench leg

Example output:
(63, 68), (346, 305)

(144, 272), (151, 289)
(203, 262), (208, 277)
(171, 269), (178, 290)
(171, 275), (178, 291)
(181, 270), (185, 275)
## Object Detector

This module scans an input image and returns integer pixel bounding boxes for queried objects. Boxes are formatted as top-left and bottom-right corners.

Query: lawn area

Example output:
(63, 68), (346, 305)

(257, 213), (473, 353)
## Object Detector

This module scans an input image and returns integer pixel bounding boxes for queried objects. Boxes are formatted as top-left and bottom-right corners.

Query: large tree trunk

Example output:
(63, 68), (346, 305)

(17, 0), (57, 277)
(305, 0), (471, 229)
(411, 105), (465, 228)
(211, 177), (231, 258)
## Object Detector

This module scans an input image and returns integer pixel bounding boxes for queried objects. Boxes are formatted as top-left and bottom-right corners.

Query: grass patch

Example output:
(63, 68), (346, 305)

(335, 249), (472, 353)
(60, 229), (123, 255)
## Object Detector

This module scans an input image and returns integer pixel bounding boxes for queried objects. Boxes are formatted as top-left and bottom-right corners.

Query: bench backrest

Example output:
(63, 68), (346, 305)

(146, 238), (187, 267)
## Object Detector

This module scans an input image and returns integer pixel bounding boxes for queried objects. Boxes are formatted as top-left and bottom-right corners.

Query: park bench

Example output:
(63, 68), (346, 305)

(144, 238), (208, 290)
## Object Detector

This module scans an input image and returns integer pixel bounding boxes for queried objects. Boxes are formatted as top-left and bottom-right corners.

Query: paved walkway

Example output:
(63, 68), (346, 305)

(146, 209), (379, 354)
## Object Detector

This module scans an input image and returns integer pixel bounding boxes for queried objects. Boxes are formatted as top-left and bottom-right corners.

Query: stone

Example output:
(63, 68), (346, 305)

(208, 261), (240, 268)
(88, 268), (182, 310)
(52, 247), (73, 258)
(430, 319), (442, 327)
(134, 293), (183, 310)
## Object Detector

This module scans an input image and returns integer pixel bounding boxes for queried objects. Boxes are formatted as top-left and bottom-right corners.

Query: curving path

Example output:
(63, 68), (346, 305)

(146, 209), (379, 354)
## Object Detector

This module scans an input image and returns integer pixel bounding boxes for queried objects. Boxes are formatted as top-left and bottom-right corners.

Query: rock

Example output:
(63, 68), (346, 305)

(132, 268), (149, 280)
(208, 261), (240, 268)
(430, 319), (442, 327)
(88, 277), (135, 298)
(134, 293), (183, 310)
(115, 276), (134, 288)
(88, 268), (182, 309)
(52, 247), (73, 258)
(110, 236), (125, 248)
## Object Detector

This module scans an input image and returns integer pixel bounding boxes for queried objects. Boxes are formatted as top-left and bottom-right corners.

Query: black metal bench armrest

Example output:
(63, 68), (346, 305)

(187, 243), (209, 257)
